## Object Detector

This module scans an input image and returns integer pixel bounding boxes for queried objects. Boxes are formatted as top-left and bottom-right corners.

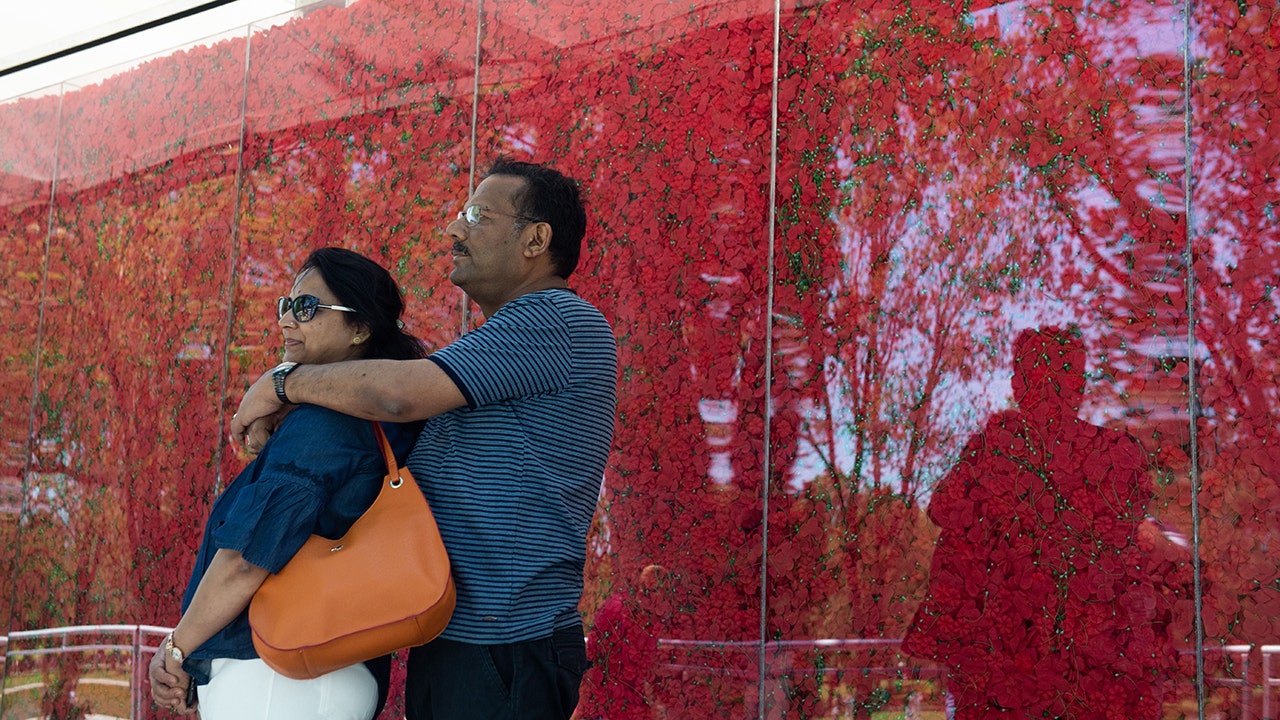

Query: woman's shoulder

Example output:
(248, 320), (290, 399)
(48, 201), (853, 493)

(280, 404), (370, 432)
(274, 406), (418, 460)
(264, 405), (378, 456)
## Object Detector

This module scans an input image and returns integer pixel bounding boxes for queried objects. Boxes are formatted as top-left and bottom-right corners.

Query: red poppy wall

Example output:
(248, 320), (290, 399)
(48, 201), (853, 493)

(0, 0), (1276, 718)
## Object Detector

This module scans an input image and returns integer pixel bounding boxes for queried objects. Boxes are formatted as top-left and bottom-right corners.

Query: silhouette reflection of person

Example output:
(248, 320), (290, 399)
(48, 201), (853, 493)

(903, 327), (1166, 718)
(575, 565), (669, 720)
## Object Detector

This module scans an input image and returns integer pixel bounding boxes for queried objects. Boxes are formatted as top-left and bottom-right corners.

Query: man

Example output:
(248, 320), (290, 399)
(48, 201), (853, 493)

(902, 327), (1158, 718)
(230, 159), (618, 719)
(576, 565), (669, 720)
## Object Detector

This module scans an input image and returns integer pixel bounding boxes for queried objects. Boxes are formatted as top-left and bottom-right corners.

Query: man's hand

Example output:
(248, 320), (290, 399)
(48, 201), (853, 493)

(148, 649), (197, 715)
(230, 370), (284, 446)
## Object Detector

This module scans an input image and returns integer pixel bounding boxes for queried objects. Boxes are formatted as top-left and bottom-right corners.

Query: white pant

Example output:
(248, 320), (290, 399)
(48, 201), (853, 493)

(197, 657), (377, 720)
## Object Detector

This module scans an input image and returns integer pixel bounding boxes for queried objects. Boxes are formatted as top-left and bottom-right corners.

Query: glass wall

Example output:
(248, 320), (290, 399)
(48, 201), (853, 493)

(1, 0), (1276, 717)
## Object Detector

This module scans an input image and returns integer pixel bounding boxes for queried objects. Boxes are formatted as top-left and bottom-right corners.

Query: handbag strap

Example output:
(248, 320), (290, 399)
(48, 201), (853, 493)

(371, 422), (403, 487)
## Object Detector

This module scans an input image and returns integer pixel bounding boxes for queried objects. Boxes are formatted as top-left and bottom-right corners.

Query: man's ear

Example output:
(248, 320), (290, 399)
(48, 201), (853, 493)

(522, 222), (552, 258)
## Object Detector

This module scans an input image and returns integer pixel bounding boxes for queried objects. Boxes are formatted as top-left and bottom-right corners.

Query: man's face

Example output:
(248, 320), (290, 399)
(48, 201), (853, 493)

(444, 174), (531, 300)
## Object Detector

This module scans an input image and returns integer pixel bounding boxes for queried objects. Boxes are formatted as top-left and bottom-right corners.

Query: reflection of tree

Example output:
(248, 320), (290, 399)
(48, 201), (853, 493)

(780, 0), (1183, 502)
(1184, 8), (1280, 623)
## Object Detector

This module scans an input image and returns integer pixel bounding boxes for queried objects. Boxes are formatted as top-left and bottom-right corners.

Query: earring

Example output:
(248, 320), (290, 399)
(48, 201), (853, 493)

(353, 336), (364, 345)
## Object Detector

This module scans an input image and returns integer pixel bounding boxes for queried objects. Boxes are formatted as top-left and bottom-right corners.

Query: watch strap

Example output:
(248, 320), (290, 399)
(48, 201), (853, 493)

(272, 362), (298, 404)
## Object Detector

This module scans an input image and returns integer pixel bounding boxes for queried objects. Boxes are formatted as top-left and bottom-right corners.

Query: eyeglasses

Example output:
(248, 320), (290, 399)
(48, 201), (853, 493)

(457, 204), (541, 227)
(277, 294), (357, 323)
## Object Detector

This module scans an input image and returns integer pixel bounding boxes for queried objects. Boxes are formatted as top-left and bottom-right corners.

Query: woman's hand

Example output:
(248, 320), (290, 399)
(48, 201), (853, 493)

(148, 648), (197, 714)
(231, 370), (285, 446)
(149, 552), (268, 715)
(241, 407), (294, 456)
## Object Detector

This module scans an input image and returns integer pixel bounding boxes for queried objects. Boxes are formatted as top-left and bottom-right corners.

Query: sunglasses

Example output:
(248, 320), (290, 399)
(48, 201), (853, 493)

(457, 205), (541, 227)
(277, 294), (357, 323)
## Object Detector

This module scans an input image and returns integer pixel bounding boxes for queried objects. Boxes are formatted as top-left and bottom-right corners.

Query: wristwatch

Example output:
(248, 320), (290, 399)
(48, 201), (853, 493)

(272, 361), (299, 404)
(163, 632), (186, 664)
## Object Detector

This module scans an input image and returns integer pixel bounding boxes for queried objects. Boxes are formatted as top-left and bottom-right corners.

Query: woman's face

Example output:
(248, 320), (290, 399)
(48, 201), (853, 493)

(278, 269), (366, 365)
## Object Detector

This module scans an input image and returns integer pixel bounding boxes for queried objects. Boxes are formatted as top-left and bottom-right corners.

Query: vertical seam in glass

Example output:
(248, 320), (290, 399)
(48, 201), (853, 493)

(1181, 0), (1205, 715)
(212, 26), (257, 495)
(462, 0), (485, 333)
(468, 0), (483, 196)
(2, 89), (63, 699)
(758, 0), (783, 716)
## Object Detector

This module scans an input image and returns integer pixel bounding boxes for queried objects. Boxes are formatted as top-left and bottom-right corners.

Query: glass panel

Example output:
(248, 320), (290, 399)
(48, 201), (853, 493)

(1191, 1), (1280, 718)
(473, 1), (774, 717)
(0, 89), (59, 703)
(235, 0), (474, 371)
(774, 0), (1197, 717)
(8, 31), (249, 716)
(1, 0), (1276, 716)
(234, 3), (476, 716)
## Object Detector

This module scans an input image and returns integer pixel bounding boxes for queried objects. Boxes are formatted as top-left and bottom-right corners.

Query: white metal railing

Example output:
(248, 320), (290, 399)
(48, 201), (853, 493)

(1264, 645), (1280, 720)
(658, 639), (1267, 717)
(0, 624), (171, 720)
(1, 628), (1277, 719)
(1191, 645), (1253, 720)
(657, 637), (926, 678)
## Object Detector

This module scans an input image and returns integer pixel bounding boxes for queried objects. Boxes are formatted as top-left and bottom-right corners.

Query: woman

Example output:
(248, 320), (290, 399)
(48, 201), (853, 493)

(149, 247), (427, 719)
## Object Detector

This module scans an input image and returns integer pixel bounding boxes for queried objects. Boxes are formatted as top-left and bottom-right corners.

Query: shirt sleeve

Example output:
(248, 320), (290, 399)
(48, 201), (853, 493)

(430, 294), (574, 408)
(210, 406), (384, 573)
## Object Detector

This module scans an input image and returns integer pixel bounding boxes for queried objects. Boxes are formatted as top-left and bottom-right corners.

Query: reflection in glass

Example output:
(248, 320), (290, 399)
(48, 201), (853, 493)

(904, 328), (1182, 717)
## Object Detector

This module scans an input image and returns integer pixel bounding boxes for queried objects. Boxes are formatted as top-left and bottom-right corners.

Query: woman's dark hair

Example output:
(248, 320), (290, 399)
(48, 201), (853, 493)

(485, 157), (587, 279)
(297, 247), (427, 361)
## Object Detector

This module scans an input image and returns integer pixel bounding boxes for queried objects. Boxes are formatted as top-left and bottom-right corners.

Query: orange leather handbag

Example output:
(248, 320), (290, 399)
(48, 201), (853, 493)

(248, 422), (455, 679)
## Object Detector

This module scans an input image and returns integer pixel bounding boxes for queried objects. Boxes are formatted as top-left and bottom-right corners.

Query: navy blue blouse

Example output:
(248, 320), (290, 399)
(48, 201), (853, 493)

(178, 405), (418, 681)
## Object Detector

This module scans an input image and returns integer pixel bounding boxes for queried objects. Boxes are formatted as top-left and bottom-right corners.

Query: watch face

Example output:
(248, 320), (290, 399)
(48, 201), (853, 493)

(171, 647), (183, 661)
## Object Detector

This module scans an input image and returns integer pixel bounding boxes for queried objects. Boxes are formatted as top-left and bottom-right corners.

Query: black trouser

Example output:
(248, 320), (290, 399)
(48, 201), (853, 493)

(406, 624), (589, 720)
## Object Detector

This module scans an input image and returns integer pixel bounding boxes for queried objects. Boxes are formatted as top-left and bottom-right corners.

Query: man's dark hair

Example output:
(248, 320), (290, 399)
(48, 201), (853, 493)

(485, 158), (587, 279)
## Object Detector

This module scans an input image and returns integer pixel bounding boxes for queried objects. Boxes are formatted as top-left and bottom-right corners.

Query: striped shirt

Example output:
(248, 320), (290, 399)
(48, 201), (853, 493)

(407, 289), (618, 643)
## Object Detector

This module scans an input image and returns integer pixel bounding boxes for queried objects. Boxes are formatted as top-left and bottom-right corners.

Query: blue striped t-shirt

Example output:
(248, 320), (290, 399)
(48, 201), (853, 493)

(407, 288), (618, 643)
